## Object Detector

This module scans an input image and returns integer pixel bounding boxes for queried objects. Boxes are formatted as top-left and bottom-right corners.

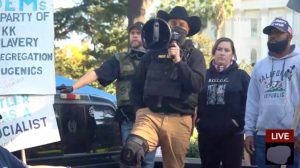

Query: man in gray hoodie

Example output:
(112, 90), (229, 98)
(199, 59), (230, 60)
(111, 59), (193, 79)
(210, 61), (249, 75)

(244, 17), (300, 167)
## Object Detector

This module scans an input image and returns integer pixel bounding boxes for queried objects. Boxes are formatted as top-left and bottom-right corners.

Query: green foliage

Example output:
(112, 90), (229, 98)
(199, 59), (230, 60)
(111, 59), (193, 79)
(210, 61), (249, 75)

(55, 43), (96, 79)
(186, 129), (200, 158)
(198, 0), (234, 38)
(239, 60), (253, 75)
(198, 0), (234, 25)
(191, 34), (214, 68)
(54, 0), (128, 61)
(158, 0), (197, 15)
(55, 44), (116, 94)
(54, 0), (131, 95)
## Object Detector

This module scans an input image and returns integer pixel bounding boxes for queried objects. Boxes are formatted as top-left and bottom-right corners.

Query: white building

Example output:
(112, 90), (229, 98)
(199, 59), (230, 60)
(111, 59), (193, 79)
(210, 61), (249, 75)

(222, 0), (300, 64)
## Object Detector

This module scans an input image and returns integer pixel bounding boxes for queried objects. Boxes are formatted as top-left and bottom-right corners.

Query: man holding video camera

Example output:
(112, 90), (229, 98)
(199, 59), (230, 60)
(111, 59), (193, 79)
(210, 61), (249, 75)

(120, 6), (206, 168)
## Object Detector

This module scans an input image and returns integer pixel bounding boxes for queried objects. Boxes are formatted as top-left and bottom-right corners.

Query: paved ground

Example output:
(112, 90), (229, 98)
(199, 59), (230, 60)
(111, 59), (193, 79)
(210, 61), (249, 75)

(154, 157), (257, 168)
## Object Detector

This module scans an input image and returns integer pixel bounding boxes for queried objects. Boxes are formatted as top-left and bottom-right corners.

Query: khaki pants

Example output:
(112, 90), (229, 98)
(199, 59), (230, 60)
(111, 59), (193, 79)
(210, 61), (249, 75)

(131, 108), (193, 168)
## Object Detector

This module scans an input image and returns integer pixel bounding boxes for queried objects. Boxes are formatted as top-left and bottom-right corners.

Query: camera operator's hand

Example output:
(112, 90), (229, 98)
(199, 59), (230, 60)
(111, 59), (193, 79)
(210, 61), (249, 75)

(168, 41), (181, 64)
(56, 84), (74, 93)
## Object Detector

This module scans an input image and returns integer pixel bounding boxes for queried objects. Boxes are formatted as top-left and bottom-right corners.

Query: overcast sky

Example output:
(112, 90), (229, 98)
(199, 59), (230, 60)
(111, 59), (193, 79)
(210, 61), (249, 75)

(53, 0), (81, 9)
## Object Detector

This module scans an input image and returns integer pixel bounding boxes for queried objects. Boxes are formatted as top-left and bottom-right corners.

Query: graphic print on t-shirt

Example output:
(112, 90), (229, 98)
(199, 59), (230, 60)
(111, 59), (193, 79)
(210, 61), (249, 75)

(207, 84), (226, 105)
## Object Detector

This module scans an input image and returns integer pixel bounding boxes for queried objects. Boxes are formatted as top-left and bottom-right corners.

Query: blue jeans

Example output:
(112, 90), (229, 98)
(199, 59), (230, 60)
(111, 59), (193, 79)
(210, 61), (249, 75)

(255, 135), (299, 168)
(121, 120), (156, 168)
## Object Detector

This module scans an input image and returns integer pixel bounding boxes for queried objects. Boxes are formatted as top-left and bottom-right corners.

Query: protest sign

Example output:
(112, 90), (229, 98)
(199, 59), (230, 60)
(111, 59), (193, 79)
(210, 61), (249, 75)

(0, 0), (55, 94)
(0, 95), (60, 152)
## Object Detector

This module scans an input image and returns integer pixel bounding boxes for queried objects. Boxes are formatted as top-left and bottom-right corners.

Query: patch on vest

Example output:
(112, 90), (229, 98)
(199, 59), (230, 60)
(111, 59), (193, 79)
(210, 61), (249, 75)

(122, 65), (135, 75)
(158, 54), (171, 59)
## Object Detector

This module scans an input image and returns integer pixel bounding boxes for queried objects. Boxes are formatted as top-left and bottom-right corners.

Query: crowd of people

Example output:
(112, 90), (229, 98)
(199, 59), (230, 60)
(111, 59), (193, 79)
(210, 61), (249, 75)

(2, 5), (300, 168)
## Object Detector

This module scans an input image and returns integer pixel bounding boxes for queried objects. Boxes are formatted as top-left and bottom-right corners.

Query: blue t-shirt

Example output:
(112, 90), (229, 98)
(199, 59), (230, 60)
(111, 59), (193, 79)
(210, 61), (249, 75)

(0, 146), (27, 168)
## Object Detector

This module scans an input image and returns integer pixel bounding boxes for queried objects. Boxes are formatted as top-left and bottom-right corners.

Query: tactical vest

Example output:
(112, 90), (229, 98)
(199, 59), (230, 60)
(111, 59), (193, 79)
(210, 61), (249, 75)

(115, 53), (140, 107)
(143, 42), (199, 109)
(144, 57), (181, 98)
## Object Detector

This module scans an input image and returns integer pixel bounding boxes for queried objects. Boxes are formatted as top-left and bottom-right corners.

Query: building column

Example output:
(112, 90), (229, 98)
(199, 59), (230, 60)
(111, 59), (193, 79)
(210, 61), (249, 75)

(260, 8), (269, 59)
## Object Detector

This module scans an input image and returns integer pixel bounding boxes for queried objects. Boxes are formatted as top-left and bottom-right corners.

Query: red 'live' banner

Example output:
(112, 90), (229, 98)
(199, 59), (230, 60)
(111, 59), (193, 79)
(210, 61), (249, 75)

(265, 129), (294, 143)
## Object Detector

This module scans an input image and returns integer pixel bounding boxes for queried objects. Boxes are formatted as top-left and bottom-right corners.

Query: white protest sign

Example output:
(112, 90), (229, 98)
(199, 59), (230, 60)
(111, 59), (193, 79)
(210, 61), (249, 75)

(0, 0), (55, 95)
(0, 95), (60, 152)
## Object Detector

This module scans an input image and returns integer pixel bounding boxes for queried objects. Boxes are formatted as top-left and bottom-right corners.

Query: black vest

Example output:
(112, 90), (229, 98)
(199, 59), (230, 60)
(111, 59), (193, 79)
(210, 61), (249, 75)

(143, 42), (198, 111)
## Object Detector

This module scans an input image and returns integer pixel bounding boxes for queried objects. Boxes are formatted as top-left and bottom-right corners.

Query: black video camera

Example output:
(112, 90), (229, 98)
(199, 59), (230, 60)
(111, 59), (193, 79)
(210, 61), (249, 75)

(142, 18), (185, 51)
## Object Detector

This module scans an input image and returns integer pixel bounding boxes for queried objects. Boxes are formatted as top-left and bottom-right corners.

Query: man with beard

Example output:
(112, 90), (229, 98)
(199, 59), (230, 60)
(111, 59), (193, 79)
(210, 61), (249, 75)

(244, 18), (300, 167)
(57, 21), (156, 168)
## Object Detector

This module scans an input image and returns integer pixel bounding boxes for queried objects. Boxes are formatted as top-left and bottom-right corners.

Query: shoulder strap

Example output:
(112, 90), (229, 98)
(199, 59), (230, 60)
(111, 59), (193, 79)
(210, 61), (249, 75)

(181, 40), (195, 63)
